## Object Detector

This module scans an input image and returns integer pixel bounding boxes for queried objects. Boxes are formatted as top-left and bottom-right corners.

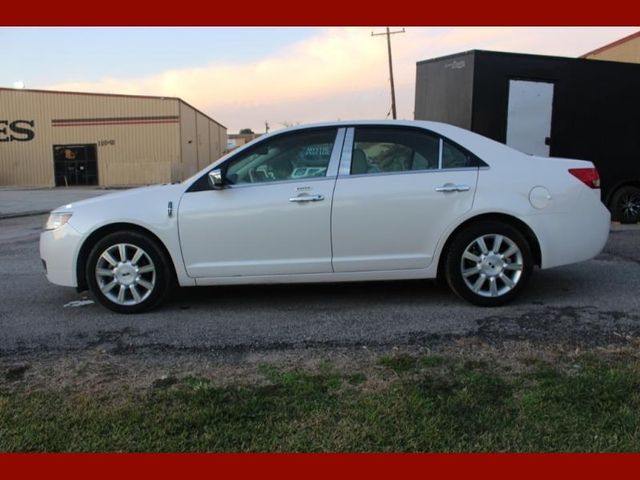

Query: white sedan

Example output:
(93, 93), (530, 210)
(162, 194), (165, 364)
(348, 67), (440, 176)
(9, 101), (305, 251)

(40, 120), (610, 313)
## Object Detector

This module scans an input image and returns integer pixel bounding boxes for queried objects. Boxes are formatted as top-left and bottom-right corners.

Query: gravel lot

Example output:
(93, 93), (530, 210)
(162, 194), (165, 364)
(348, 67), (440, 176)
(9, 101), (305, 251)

(1, 214), (639, 389)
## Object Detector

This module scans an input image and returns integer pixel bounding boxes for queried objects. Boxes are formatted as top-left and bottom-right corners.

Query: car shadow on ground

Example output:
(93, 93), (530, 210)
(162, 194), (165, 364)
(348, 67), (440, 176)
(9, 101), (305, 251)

(161, 265), (590, 312)
(167, 279), (454, 310)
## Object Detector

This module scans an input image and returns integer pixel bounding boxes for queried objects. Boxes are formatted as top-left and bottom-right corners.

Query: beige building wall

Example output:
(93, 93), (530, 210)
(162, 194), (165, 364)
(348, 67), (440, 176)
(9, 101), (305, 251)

(0, 88), (226, 187)
(209, 122), (223, 165)
(178, 101), (198, 181)
(196, 111), (211, 170)
(227, 133), (262, 151)
(227, 136), (249, 150)
(582, 31), (640, 64)
(178, 103), (226, 177)
(207, 112), (226, 168)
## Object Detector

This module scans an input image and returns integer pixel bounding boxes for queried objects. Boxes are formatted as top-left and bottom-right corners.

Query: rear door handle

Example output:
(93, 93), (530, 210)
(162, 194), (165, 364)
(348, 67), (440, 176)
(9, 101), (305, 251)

(289, 194), (325, 203)
(435, 184), (470, 193)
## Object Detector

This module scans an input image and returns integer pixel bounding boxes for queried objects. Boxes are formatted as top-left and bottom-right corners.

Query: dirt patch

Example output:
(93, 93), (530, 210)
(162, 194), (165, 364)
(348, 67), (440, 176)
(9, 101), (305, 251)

(2, 337), (639, 397)
(4, 364), (30, 382)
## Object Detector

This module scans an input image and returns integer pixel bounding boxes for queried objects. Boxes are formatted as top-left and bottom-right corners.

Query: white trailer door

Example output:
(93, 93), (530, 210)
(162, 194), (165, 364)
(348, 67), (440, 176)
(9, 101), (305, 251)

(505, 79), (554, 157)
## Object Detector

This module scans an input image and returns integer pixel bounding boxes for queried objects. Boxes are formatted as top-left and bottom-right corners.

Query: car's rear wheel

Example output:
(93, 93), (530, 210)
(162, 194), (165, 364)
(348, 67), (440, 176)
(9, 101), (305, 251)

(610, 185), (640, 224)
(444, 222), (533, 306)
(86, 231), (173, 313)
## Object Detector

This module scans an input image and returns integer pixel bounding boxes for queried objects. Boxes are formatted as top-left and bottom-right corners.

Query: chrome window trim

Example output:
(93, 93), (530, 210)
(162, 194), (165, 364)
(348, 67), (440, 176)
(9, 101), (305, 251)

(338, 127), (355, 177)
(438, 138), (443, 169)
(337, 166), (482, 181)
(220, 175), (337, 190)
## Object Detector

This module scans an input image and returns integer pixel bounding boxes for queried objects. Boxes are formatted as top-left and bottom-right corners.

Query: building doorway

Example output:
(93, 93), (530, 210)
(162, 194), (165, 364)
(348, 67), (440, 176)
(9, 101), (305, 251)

(53, 144), (98, 186)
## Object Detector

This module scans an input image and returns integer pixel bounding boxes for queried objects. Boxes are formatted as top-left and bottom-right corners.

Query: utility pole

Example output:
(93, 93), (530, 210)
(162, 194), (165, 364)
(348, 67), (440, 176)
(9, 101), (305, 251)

(265, 121), (270, 134)
(371, 27), (405, 119)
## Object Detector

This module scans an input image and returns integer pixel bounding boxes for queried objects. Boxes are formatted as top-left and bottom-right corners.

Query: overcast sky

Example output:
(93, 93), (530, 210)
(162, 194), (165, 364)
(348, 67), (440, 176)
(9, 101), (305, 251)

(1, 27), (638, 132)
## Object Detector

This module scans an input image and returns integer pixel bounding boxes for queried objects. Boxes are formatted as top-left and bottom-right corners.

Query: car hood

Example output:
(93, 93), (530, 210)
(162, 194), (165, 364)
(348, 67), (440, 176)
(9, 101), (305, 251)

(51, 183), (184, 213)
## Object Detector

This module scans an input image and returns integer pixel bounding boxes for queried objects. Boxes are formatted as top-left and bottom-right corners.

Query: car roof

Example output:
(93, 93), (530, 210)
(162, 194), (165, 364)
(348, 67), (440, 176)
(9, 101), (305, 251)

(277, 119), (450, 133)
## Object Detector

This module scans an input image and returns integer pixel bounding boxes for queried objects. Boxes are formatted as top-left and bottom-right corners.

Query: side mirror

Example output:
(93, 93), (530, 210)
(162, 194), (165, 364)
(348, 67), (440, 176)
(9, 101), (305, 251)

(208, 169), (225, 189)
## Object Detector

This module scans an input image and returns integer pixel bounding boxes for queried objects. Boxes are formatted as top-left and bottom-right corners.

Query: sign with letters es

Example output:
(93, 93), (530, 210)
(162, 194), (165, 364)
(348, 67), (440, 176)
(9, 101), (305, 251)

(0, 120), (35, 142)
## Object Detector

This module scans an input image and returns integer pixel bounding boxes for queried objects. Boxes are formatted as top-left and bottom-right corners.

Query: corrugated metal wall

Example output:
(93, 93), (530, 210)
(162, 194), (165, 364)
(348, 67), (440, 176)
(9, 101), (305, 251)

(0, 89), (226, 187)
(210, 121), (223, 164)
(178, 101), (198, 181)
(414, 52), (475, 129)
(178, 101), (226, 179)
(196, 111), (210, 170)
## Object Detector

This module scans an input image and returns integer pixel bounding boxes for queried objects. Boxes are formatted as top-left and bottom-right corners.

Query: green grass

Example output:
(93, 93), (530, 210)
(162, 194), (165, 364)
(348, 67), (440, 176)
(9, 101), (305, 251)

(2, 354), (640, 452)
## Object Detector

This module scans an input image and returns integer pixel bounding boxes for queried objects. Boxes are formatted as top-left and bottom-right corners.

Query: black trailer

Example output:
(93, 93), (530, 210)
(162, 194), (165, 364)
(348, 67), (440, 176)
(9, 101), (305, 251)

(415, 50), (640, 223)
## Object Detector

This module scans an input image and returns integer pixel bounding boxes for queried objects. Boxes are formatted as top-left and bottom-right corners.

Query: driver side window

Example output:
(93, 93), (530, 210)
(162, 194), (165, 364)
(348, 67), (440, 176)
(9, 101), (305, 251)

(225, 129), (337, 185)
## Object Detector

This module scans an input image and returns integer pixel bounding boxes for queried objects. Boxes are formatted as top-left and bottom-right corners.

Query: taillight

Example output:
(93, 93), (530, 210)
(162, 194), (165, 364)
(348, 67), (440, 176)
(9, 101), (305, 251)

(569, 168), (600, 189)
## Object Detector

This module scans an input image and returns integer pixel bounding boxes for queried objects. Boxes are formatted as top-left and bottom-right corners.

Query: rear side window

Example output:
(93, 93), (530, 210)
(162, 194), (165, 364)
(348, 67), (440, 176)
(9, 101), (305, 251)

(442, 140), (476, 169)
(351, 128), (440, 175)
(351, 127), (484, 175)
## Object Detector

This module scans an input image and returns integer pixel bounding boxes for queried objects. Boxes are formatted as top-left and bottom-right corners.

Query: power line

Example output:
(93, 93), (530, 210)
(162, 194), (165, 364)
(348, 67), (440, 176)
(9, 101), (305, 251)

(372, 27), (405, 120)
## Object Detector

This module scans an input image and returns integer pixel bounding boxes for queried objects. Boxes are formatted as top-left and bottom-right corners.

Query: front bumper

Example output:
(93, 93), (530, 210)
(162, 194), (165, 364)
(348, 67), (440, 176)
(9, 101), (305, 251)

(39, 222), (83, 287)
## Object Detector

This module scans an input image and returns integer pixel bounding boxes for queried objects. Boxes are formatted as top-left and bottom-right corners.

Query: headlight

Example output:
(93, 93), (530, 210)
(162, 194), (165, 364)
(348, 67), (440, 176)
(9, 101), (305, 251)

(44, 212), (73, 231)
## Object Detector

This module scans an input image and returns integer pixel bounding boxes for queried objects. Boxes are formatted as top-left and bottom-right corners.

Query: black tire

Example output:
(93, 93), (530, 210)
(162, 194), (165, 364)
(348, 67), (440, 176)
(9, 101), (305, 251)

(444, 221), (534, 307)
(610, 185), (640, 224)
(86, 231), (174, 313)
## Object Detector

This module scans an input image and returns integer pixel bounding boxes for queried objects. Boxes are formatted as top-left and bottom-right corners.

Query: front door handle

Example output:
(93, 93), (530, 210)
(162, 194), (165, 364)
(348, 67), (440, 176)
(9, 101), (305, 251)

(435, 184), (470, 193)
(289, 194), (325, 203)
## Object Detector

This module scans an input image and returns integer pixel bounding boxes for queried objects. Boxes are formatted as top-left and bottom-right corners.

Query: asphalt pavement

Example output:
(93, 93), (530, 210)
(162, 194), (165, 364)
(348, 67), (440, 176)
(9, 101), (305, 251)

(0, 187), (111, 219)
(1, 214), (639, 359)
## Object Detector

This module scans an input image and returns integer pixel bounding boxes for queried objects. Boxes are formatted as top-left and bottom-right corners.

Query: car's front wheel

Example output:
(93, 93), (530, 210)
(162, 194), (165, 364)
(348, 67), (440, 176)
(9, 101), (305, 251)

(444, 222), (534, 306)
(86, 231), (173, 313)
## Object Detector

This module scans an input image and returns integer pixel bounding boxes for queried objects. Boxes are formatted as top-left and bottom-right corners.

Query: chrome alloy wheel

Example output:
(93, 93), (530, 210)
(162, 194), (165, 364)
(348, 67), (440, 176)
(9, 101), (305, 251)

(95, 243), (156, 306)
(621, 192), (640, 220)
(460, 234), (524, 298)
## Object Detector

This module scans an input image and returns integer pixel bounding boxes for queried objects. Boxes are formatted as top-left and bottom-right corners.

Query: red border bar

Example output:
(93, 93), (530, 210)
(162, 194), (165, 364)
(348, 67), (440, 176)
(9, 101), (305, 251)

(1, 0), (638, 25)
(1, 453), (639, 479)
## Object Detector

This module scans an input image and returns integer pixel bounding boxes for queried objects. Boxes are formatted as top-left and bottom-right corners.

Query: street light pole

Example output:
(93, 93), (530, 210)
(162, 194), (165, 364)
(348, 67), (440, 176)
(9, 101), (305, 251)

(372, 27), (405, 119)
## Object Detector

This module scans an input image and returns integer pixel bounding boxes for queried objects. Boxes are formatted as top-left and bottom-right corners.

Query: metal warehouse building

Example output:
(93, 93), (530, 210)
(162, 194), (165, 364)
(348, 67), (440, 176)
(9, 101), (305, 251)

(0, 88), (226, 187)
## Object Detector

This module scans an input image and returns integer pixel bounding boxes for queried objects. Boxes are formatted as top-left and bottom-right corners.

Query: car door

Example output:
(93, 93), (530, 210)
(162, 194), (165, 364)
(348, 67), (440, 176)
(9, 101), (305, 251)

(331, 126), (480, 272)
(178, 127), (344, 278)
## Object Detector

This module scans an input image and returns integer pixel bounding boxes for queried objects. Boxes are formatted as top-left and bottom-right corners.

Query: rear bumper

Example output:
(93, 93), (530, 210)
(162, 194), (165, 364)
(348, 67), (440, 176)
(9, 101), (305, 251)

(39, 223), (83, 287)
(528, 189), (610, 269)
